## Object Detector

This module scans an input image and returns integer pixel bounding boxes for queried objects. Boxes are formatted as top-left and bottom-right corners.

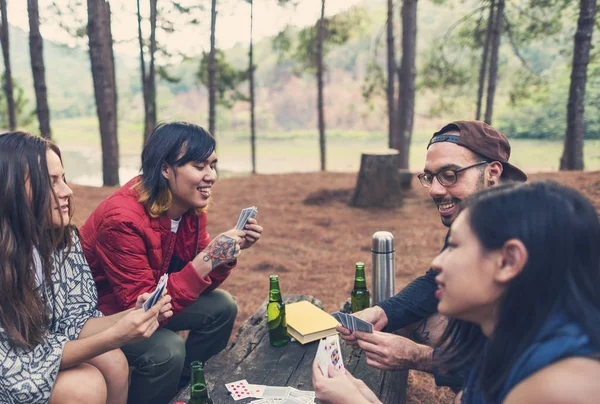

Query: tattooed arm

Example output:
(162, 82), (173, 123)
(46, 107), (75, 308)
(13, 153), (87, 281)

(192, 229), (245, 278)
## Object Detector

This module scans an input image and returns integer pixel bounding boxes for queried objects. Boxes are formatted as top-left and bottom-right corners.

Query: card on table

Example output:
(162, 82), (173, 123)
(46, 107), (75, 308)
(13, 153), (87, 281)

(247, 383), (266, 398)
(316, 334), (344, 377)
(143, 273), (168, 311)
(261, 386), (291, 400)
(225, 379), (252, 401)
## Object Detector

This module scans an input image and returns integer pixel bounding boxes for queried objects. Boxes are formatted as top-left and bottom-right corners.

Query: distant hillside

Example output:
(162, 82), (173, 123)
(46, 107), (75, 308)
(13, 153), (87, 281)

(8, 24), (138, 121)
(5, 0), (595, 139)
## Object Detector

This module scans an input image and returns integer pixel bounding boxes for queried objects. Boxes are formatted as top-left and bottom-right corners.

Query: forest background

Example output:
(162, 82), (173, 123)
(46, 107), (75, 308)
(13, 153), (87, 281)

(1, 0), (599, 186)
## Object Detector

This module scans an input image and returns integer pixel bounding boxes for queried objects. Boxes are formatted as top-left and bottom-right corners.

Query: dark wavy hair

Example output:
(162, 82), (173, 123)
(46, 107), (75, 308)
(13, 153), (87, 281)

(437, 181), (600, 401)
(135, 122), (216, 217)
(0, 132), (74, 348)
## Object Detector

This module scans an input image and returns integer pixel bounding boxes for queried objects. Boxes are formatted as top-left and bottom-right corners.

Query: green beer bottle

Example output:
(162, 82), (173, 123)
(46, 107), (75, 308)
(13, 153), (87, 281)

(351, 262), (370, 313)
(267, 275), (289, 347)
(189, 361), (213, 404)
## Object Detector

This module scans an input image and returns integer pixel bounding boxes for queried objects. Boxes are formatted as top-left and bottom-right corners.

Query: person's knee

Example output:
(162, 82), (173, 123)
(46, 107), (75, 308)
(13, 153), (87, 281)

(215, 289), (238, 325)
(51, 363), (108, 404)
(102, 349), (129, 388)
(142, 331), (186, 374)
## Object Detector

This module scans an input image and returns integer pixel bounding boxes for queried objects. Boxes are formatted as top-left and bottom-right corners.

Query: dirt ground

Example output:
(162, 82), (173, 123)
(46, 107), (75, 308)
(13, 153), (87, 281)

(71, 170), (600, 403)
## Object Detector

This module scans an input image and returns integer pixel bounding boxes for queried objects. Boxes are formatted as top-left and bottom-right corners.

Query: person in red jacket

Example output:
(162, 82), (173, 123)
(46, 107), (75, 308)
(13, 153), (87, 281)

(80, 122), (263, 404)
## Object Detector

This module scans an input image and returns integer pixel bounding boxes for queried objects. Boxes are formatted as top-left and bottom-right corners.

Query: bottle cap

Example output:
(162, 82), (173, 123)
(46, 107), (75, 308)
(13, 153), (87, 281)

(372, 231), (394, 253)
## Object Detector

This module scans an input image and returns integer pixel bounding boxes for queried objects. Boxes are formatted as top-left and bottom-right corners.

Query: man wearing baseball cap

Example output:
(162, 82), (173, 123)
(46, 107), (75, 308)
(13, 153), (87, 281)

(338, 120), (527, 390)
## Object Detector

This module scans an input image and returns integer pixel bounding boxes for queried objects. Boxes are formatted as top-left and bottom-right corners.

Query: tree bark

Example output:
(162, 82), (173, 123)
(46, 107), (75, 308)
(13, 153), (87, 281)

(560, 0), (597, 171)
(475, 0), (494, 121)
(484, 0), (504, 125)
(87, 0), (119, 186)
(394, 0), (418, 169)
(137, 0), (157, 145)
(136, 0), (148, 141)
(209, 0), (217, 138)
(317, 0), (326, 171)
(0, 0), (15, 130)
(249, 0), (256, 174)
(147, 0), (157, 144)
(386, 0), (396, 148)
(350, 150), (412, 208)
(27, 0), (51, 139)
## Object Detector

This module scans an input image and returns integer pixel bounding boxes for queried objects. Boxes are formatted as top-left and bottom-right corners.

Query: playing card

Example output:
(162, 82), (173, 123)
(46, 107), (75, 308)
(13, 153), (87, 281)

(316, 335), (344, 377)
(351, 314), (374, 333)
(248, 384), (266, 398)
(331, 312), (344, 325)
(339, 312), (351, 331)
(235, 206), (258, 230)
(225, 379), (252, 401)
(143, 274), (168, 311)
(279, 398), (305, 404)
(261, 386), (290, 400)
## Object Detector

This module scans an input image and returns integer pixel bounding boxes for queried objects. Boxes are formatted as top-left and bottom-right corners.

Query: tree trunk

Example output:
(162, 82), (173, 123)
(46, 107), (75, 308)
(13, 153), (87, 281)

(560, 0), (597, 171)
(87, 0), (119, 186)
(317, 0), (326, 171)
(350, 150), (412, 208)
(484, 0), (504, 125)
(137, 0), (157, 145)
(386, 0), (396, 148)
(209, 0), (217, 138)
(27, 0), (51, 139)
(394, 0), (418, 169)
(0, 0), (15, 130)
(475, 0), (494, 121)
(136, 0), (148, 141)
(249, 0), (256, 174)
(147, 0), (157, 144)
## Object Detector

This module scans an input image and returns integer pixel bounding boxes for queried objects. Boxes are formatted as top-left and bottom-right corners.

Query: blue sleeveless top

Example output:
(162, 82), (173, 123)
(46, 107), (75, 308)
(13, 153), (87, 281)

(462, 313), (598, 403)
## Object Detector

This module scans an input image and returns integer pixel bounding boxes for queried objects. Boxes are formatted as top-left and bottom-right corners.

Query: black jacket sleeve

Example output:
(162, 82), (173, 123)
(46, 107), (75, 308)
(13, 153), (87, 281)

(375, 232), (449, 331)
(375, 268), (439, 331)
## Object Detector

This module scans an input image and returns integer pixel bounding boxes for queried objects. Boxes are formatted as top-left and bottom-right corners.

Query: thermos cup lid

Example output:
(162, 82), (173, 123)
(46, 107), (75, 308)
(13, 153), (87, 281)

(372, 231), (395, 253)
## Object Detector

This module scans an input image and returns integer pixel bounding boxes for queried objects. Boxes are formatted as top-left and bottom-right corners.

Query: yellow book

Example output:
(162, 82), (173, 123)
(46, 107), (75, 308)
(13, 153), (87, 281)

(285, 300), (339, 344)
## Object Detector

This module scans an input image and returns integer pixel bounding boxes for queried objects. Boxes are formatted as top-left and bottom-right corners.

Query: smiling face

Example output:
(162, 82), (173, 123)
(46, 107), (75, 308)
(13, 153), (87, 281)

(424, 138), (488, 227)
(46, 149), (73, 228)
(431, 209), (504, 326)
(163, 152), (218, 218)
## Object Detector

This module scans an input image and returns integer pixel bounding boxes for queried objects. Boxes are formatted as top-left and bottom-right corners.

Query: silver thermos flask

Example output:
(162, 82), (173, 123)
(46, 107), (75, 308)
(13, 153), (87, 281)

(371, 231), (395, 305)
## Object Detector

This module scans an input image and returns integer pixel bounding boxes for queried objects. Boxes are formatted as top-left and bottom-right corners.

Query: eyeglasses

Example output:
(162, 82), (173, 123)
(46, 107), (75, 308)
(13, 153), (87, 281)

(418, 161), (489, 188)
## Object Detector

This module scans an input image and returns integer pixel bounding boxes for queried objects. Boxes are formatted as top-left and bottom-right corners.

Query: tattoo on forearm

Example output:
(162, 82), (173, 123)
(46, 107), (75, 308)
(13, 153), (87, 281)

(203, 235), (237, 268)
(410, 318), (431, 344)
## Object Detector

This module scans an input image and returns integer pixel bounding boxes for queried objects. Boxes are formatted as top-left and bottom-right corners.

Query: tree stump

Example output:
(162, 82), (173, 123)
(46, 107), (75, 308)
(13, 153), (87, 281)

(350, 149), (412, 208)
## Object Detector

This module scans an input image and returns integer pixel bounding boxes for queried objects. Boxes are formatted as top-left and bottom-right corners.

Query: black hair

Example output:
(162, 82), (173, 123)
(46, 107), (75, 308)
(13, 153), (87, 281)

(437, 181), (600, 401)
(137, 122), (216, 217)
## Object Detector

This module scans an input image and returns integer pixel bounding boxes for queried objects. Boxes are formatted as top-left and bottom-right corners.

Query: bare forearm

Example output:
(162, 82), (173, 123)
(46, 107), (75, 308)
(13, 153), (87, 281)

(60, 329), (118, 369)
(77, 310), (132, 339)
(411, 343), (434, 373)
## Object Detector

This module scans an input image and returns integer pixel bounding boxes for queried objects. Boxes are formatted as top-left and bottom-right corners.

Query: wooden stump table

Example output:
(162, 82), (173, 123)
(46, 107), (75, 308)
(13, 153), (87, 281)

(171, 294), (407, 403)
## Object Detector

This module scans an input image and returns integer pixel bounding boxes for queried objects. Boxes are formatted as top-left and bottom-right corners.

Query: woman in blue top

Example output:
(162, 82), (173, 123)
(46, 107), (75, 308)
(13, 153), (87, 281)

(313, 181), (600, 403)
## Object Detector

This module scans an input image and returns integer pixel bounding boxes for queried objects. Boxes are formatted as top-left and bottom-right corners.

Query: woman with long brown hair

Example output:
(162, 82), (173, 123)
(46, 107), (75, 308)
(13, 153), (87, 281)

(0, 132), (173, 404)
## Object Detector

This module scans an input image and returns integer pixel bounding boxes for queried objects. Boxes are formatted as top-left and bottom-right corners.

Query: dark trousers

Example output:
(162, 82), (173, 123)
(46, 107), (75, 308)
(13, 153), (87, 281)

(121, 289), (238, 404)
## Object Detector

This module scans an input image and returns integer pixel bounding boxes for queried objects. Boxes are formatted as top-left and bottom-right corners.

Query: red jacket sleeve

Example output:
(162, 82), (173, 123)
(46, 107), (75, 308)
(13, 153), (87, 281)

(94, 217), (229, 316)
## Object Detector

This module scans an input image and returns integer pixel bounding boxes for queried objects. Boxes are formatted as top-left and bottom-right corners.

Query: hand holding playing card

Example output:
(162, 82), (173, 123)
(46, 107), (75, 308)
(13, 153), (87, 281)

(312, 359), (378, 404)
(109, 296), (168, 346)
(355, 331), (428, 371)
(136, 290), (173, 321)
(234, 206), (263, 250)
(240, 217), (263, 250)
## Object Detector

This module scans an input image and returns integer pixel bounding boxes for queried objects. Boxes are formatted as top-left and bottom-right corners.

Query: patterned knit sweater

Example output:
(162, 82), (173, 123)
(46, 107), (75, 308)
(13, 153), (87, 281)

(0, 234), (102, 403)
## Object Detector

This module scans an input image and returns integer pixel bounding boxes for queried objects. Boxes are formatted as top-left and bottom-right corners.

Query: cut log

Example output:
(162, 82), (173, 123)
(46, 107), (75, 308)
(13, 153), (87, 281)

(350, 149), (412, 208)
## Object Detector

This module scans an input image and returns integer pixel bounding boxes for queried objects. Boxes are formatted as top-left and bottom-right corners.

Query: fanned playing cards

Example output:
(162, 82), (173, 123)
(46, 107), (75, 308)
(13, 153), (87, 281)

(235, 206), (258, 230)
(143, 273), (168, 311)
(331, 311), (373, 333)
(316, 334), (345, 377)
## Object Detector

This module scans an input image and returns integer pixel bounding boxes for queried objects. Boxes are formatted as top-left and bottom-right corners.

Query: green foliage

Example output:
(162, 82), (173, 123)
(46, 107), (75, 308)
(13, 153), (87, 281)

(273, 6), (367, 75)
(0, 74), (35, 128)
(197, 49), (250, 108)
